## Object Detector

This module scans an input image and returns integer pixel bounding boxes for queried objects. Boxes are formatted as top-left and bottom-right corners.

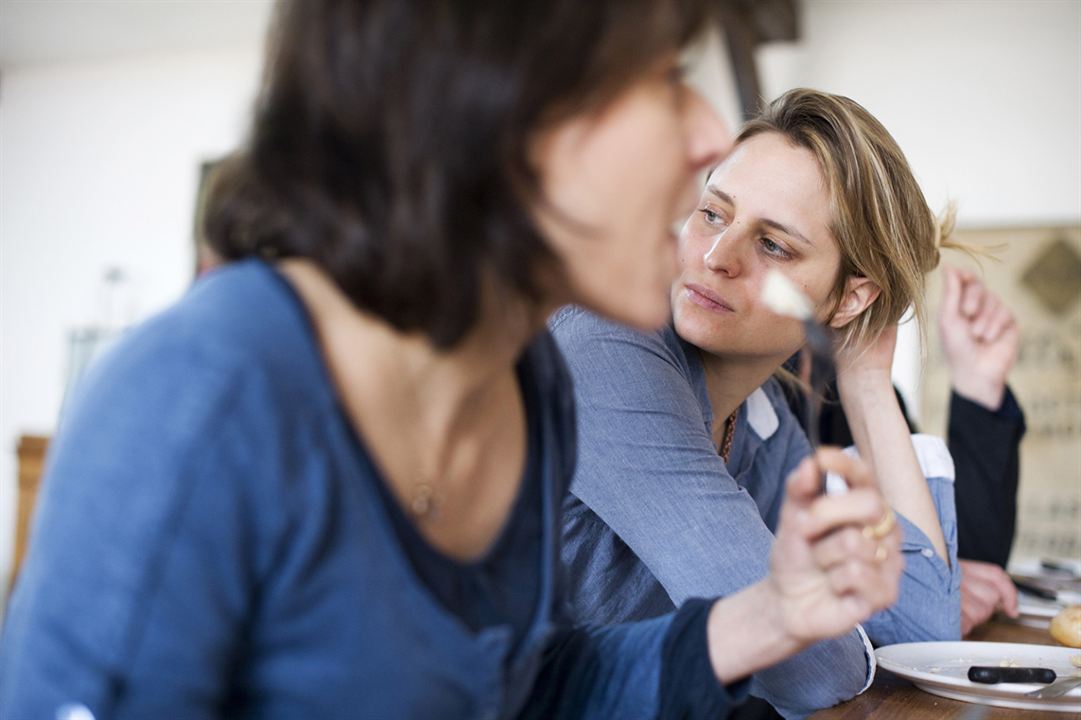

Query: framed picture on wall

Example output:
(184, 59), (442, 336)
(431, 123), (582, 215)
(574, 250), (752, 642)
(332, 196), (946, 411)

(919, 224), (1081, 561)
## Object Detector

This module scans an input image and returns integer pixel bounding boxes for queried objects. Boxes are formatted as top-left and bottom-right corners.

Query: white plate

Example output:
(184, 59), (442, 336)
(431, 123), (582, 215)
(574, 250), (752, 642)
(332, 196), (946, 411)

(875, 641), (1081, 712)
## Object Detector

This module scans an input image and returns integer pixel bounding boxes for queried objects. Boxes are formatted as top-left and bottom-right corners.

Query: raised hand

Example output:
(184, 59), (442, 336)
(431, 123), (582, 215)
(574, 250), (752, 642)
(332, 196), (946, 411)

(938, 266), (1019, 410)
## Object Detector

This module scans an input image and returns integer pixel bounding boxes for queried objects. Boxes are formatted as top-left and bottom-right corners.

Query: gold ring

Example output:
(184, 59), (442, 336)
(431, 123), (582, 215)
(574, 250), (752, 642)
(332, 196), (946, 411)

(863, 508), (896, 540)
(874, 543), (889, 564)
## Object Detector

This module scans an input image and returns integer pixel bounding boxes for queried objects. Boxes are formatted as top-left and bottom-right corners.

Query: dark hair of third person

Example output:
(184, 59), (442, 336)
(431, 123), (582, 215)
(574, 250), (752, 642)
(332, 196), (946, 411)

(204, 0), (712, 348)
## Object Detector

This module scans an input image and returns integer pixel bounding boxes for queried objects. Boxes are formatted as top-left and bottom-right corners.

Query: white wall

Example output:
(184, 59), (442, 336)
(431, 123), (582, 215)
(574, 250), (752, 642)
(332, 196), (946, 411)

(760, 0), (1081, 226)
(753, 0), (1081, 414)
(0, 46), (264, 598)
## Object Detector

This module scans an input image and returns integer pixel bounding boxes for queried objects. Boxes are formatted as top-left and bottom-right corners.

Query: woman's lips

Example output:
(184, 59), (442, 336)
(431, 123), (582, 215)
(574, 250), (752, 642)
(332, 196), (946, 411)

(685, 283), (734, 313)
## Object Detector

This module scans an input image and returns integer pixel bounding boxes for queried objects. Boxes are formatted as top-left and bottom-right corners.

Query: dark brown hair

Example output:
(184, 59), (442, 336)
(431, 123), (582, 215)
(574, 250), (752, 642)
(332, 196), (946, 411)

(206, 0), (712, 347)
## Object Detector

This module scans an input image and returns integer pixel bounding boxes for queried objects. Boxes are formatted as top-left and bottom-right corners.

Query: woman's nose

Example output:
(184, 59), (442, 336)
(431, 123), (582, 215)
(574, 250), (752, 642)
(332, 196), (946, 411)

(703, 230), (742, 277)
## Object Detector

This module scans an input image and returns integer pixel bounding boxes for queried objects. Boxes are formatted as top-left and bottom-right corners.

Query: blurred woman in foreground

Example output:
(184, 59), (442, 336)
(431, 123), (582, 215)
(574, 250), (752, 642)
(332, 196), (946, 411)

(1, 4), (901, 718)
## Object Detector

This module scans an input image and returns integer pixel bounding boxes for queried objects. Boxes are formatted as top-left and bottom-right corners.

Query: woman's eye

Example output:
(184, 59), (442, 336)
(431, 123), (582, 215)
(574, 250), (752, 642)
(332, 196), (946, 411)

(698, 208), (724, 226)
(760, 237), (792, 259)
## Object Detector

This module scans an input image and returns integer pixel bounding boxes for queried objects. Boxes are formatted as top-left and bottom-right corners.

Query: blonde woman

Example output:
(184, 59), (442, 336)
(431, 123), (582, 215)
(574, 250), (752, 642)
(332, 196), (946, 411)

(552, 89), (962, 718)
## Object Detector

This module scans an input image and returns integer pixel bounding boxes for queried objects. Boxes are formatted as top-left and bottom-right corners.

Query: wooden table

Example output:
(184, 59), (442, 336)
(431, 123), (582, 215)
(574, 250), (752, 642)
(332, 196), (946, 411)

(810, 620), (1074, 719)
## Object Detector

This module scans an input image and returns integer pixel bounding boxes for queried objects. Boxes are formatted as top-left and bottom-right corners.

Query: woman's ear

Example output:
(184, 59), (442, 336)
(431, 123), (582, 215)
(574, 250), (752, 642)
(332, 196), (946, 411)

(828, 275), (881, 329)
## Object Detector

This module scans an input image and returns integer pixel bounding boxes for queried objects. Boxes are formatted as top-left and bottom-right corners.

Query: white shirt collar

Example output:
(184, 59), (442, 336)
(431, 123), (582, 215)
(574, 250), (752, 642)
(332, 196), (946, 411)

(746, 387), (779, 440)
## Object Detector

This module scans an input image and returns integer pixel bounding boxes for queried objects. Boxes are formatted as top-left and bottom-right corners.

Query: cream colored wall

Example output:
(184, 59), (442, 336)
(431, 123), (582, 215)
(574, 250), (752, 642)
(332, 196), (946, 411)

(0, 46), (265, 606)
(760, 0), (1080, 227)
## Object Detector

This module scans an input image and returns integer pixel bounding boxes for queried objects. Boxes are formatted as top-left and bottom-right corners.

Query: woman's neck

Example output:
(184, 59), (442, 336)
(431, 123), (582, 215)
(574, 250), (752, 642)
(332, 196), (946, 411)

(277, 259), (545, 557)
(278, 259), (539, 427)
(698, 350), (787, 438)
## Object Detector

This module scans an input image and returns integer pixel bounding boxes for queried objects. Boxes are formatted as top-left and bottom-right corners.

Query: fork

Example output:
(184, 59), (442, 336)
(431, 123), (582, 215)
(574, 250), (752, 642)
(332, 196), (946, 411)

(1025, 675), (1081, 698)
(759, 271), (835, 493)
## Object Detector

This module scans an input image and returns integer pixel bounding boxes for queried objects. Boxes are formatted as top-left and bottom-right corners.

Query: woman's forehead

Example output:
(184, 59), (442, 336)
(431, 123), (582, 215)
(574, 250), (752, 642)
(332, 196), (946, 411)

(707, 137), (826, 204)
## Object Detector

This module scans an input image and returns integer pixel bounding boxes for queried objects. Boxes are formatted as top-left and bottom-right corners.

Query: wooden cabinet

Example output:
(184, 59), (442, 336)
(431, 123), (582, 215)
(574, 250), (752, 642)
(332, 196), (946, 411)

(11, 434), (49, 593)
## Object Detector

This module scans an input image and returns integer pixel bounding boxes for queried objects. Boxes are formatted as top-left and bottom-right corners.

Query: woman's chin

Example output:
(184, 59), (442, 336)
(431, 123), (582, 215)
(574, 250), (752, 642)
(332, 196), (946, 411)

(673, 299), (720, 335)
(672, 305), (756, 358)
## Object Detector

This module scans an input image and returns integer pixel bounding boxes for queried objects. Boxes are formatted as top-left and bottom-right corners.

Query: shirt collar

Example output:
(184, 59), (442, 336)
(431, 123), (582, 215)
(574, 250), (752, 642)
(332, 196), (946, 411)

(746, 387), (779, 440)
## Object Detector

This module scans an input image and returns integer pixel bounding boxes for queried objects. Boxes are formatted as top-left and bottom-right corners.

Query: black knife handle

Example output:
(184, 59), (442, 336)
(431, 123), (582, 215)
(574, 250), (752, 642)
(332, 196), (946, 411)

(968, 666), (1057, 684)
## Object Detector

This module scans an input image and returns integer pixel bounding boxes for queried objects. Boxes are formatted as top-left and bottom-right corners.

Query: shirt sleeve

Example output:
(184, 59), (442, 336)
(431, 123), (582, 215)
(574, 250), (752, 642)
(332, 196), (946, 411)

(521, 600), (747, 719)
(549, 308), (872, 717)
(657, 598), (751, 719)
(835, 435), (963, 645)
(950, 387), (1026, 566)
(0, 341), (259, 720)
(786, 367), (964, 645)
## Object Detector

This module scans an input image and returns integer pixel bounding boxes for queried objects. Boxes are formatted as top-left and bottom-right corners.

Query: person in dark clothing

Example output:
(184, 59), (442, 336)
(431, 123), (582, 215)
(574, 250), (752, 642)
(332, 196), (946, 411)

(786, 266), (1025, 637)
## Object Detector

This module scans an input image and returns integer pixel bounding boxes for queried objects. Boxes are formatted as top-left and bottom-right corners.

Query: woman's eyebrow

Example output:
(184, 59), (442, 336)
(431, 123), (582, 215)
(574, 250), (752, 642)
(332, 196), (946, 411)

(706, 184), (813, 247)
(761, 218), (813, 247)
(704, 185), (733, 204)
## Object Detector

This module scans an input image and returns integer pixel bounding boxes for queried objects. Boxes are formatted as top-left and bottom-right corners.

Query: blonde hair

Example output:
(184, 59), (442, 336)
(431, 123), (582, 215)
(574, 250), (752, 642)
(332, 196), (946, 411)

(739, 88), (966, 352)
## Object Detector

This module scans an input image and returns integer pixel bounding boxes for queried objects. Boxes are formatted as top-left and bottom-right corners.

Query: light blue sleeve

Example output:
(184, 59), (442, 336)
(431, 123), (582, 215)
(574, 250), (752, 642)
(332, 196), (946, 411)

(550, 308), (871, 719)
(772, 382), (963, 646)
(849, 435), (962, 645)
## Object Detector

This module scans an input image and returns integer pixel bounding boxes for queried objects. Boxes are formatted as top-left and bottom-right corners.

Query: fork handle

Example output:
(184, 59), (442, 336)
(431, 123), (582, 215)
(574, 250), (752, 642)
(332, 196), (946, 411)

(1028, 675), (1081, 698)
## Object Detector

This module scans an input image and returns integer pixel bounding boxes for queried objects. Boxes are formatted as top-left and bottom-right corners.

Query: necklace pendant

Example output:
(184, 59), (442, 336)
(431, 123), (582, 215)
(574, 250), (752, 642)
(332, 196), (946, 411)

(410, 482), (439, 518)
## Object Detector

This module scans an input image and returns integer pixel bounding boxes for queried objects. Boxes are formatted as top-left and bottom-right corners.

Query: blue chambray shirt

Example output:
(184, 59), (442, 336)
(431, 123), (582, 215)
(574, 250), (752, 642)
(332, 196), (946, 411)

(550, 306), (961, 719)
